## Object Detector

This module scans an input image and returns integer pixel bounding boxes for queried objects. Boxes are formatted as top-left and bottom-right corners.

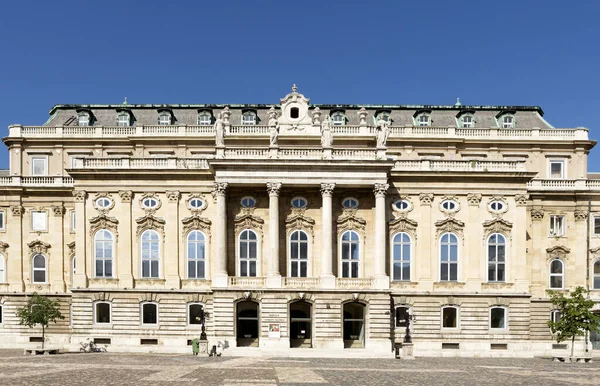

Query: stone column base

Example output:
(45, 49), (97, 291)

(266, 274), (282, 288)
(212, 274), (228, 288)
(402, 343), (415, 360)
(320, 274), (336, 289)
(166, 276), (181, 289)
(373, 275), (390, 289)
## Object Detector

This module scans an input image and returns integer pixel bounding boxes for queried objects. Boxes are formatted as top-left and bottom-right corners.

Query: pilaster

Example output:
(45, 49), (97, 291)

(320, 183), (335, 288)
(165, 190), (181, 288)
(8, 205), (24, 291)
(50, 205), (65, 292)
(118, 190), (134, 288)
(373, 183), (389, 289)
(213, 182), (228, 287)
(73, 190), (88, 288)
(266, 182), (282, 288)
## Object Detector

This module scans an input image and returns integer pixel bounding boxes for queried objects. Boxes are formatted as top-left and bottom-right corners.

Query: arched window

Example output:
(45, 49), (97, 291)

(71, 256), (76, 283)
(0, 254), (5, 283)
(239, 229), (258, 277)
(487, 233), (506, 282)
(32, 254), (46, 283)
(549, 259), (564, 289)
(141, 230), (160, 278)
(331, 111), (345, 126)
(594, 260), (600, 289)
(117, 112), (130, 126)
(188, 303), (205, 325)
(187, 231), (206, 279)
(95, 302), (111, 324)
(158, 112), (171, 125)
(343, 302), (365, 348)
(392, 233), (411, 281)
(141, 302), (158, 325)
(242, 111), (257, 125)
(442, 306), (459, 329)
(440, 233), (458, 281)
(341, 231), (360, 278)
(94, 230), (113, 278)
(289, 230), (309, 278)
(550, 309), (561, 323)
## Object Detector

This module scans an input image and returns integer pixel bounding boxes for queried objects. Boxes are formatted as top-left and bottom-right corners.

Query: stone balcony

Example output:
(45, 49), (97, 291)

(227, 276), (375, 289)
(527, 179), (600, 191)
(0, 176), (74, 187)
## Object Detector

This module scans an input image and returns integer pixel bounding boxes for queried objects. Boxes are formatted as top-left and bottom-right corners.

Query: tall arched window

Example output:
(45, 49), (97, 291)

(440, 233), (458, 281)
(239, 229), (257, 277)
(94, 230), (113, 278)
(487, 233), (506, 282)
(0, 254), (5, 283)
(141, 230), (160, 278)
(549, 259), (564, 289)
(392, 233), (411, 281)
(71, 256), (76, 283)
(32, 254), (46, 283)
(594, 260), (600, 289)
(289, 230), (309, 277)
(341, 231), (360, 278)
(187, 231), (206, 279)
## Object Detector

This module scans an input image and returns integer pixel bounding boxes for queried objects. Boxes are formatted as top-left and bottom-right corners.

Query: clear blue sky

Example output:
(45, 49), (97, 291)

(1, 0), (599, 170)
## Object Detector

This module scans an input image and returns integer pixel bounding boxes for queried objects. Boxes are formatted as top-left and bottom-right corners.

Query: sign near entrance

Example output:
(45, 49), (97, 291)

(268, 323), (281, 338)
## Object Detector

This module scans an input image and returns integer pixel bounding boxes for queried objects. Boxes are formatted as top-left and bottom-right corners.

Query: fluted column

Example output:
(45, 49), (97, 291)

(266, 182), (282, 288)
(212, 182), (228, 287)
(73, 190), (88, 288)
(374, 183), (390, 289)
(320, 183), (335, 288)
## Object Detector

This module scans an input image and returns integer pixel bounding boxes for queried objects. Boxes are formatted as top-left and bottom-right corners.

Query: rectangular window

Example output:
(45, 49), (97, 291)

(502, 116), (514, 128)
(418, 115), (429, 126)
(142, 303), (158, 325)
(490, 307), (507, 329)
(32, 211), (48, 232)
(549, 160), (565, 179)
(71, 211), (76, 232)
(549, 215), (565, 237)
(0, 210), (5, 231)
(95, 303), (111, 324)
(442, 307), (458, 329)
(594, 217), (600, 235)
(31, 156), (48, 176)
(461, 116), (473, 128)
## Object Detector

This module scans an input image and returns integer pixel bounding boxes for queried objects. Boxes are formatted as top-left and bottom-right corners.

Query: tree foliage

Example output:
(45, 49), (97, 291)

(16, 292), (64, 349)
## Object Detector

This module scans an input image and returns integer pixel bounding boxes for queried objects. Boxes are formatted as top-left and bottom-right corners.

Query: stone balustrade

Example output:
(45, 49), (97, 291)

(283, 277), (321, 288)
(71, 157), (210, 169)
(228, 276), (267, 287)
(0, 176), (74, 187)
(336, 278), (375, 288)
(392, 160), (528, 172)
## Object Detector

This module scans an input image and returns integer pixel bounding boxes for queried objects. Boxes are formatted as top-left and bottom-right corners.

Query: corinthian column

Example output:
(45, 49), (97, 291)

(374, 183), (390, 289)
(212, 182), (228, 287)
(320, 183), (335, 288)
(266, 182), (282, 288)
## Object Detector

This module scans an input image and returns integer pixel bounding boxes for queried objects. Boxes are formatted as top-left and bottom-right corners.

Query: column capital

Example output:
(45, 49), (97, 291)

(320, 183), (336, 197)
(10, 205), (24, 217)
(119, 190), (133, 203)
(266, 182), (282, 197)
(73, 190), (87, 202)
(373, 183), (389, 197)
(166, 190), (181, 203)
(212, 182), (228, 198)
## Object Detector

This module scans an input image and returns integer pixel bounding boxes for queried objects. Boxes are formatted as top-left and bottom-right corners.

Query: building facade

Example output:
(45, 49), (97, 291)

(1, 86), (599, 356)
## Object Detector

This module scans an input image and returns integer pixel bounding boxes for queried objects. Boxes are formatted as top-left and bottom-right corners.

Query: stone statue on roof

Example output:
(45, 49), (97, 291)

(376, 118), (390, 148)
(268, 107), (279, 146)
(215, 112), (225, 147)
(321, 118), (333, 148)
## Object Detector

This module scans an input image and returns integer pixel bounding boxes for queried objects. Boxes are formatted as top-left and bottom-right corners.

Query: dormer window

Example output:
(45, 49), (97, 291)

(117, 112), (131, 127)
(461, 115), (474, 128)
(197, 111), (212, 125)
(242, 111), (257, 125)
(158, 111), (172, 125)
(375, 111), (391, 123)
(417, 114), (430, 126)
(78, 112), (90, 127)
(331, 111), (345, 126)
(502, 115), (514, 128)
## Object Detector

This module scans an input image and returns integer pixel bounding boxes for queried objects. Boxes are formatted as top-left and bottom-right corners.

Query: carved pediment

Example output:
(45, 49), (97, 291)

(337, 213), (366, 236)
(136, 214), (165, 236)
(389, 217), (418, 236)
(546, 245), (571, 256)
(28, 240), (51, 255)
(182, 215), (212, 237)
(234, 214), (264, 236)
(0, 241), (9, 253)
(285, 212), (315, 237)
(89, 214), (119, 236)
(590, 246), (600, 255)
(435, 217), (464, 237)
(482, 218), (513, 238)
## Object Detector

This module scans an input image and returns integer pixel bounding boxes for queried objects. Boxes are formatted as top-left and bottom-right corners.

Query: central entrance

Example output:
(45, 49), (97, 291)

(290, 301), (312, 348)
(343, 302), (365, 348)
(236, 301), (259, 347)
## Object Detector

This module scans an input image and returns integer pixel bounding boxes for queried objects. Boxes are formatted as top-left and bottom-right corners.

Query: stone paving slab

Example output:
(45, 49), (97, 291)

(0, 350), (599, 385)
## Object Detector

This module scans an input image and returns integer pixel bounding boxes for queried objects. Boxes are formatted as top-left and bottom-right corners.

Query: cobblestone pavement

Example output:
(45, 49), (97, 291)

(1, 350), (599, 385)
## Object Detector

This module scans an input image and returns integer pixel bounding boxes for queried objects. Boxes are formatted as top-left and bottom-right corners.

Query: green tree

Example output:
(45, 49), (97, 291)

(16, 292), (64, 349)
(547, 286), (600, 359)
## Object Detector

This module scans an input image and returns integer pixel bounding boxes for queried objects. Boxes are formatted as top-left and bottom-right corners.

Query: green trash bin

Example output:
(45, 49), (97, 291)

(191, 338), (200, 355)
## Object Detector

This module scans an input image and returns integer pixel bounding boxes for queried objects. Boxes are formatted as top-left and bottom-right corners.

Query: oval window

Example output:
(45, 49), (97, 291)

(489, 201), (504, 211)
(342, 197), (359, 209)
(96, 197), (112, 208)
(394, 199), (410, 210)
(441, 200), (457, 211)
(240, 196), (256, 208)
(189, 198), (205, 209)
(291, 197), (307, 208)
(142, 197), (159, 209)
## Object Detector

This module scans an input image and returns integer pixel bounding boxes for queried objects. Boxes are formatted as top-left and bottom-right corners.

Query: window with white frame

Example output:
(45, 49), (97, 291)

(0, 210), (5, 231)
(395, 306), (410, 327)
(141, 230), (160, 278)
(71, 256), (76, 283)
(342, 197), (359, 209)
(549, 215), (565, 236)
(197, 111), (212, 125)
(442, 306), (459, 329)
(490, 306), (507, 329)
(141, 302), (158, 325)
(242, 111), (257, 125)
(289, 230), (309, 277)
(331, 111), (345, 126)
(549, 259), (564, 289)
(594, 260), (600, 289)
(95, 302), (111, 324)
(487, 233), (506, 282)
(94, 230), (113, 278)
(71, 211), (76, 232)
(142, 197), (159, 209)
(340, 230), (360, 278)
(188, 303), (204, 325)
(238, 229), (258, 277)
(549, 159), (565, 179)
(0, 254), (5, 283)
(31, 211), (48, 232)
(594, 217), (600, 235)
(501, 115), (514, 128)
(117, 112), (130, 126)
(78, 112), (90, 126)
(31, 156), (48, 176)
(392, 232), (411, 281)
(291, 197), (308, 209)
(240, 196), (256, 208)
(32, 254), (46, 283)
(417, 114), (430, 126)
(158, 112), (171, 125)
(550, 309), (561, 323)
(375, 112), (391, 122)
(460, 115), (474, 128)
(187, 231), (206, 279)
(0, 304), (3, 324)
(440, 233), (458, 281)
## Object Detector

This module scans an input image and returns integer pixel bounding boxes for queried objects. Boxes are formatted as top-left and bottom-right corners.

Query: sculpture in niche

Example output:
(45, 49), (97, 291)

(375, 118), (390, 148)
(214, 112), (225, 147)
(320, 119), (333, 148)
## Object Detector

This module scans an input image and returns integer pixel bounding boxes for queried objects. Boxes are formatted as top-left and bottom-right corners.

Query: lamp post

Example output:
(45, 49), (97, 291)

(403, 313), (416, 344)
(198, 311), (210, 340)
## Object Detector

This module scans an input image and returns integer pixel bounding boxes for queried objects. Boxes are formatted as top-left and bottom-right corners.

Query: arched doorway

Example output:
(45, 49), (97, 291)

(290, 301), (312, 348)
(343, 302), (366, 348)
(236, 301), (259, 347)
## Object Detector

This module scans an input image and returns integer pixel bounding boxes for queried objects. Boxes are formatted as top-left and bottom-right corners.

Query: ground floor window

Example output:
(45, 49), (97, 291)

(188, 303), (204, 325)
(237, 301), (259, 347)
(290, 301), (312, 348)
(95, 302), (111, 324)
(141, 302), (158, 325)
(343, 302), (365, 348)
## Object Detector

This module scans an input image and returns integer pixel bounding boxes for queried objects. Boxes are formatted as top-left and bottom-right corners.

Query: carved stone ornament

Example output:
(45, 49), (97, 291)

(52, 205), (66, 217)
(590, 246), (600, 255)
(286, 211), (316, 238)
(10, 205), (24, 216)
(419, 193), (434, 206)
(92, 193), (114, 214)
(389, 217), (418, 238)
(298, 292), (306, 300)
(482, 218), (513, 239)
(72, 190), (87, 202)
(89, 214), (119, 236)
(244, 291), (252, 300)
(486, 196), (508, 217)
(28, 240), (51, 255)
(514, 194), (529, 206)
(221, 106), (231, 125)
(466, 193), (482, 206)
(182, 215), (212, 237)
(67, 241), (75, 257)
(212, 182), (228, 199)
(439, 196), (461, 216)
(337, 210), (367, 236)
(352, 293), (360, 301)
(187, 193), (208, 214)
(234, 213), (264, 236)
(546, 245), (570, 261)
(435, 217), (465, 238)
(391, 196), (414, 217)
(166, 190), (180, 203)
(320, 183), (335, 197)
(574, 210), (587, 221)
(311, 107), (321, 126)
(373, 183), (389, 197)
(138, 193), (161, 214)
(266, 182), (282, 197)
(119, 190), (133, 203)
(0, 241), (9, 253)
(358, 107), (368, 126)
(136, 215), (166, 237)
(531, 209), (544, 221)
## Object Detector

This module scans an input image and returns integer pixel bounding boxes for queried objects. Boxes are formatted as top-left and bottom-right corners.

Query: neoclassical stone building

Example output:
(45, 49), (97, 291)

(1, 86), (599, 356)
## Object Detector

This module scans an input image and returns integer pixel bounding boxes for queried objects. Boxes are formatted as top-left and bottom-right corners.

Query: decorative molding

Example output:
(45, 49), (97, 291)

(135, 214), (166, 237)
(119, 190), (133, 203)
(489, 297), (511, 307)
(466, 193), (482, 206)
(373, 183), (389, 197)
(27, 239), (51, 255)
(93, 193), (114, 214)
(285, 211), (316, 238)
(234, 213), (264, 236)
(182, 215), (212, 237)
(10, 205), (24, 216)
(0, 241), (9, 253)
(184, 293), (210, 303)
(166, 190), (181, 203)
(574, 210), (588, 221)
(187, 193), (208, 214)
(266, 182), (282, 197)
(67, 241), (75, 257)
(212, 182), (228, 199)
(590, 246), (600, 255)
(514, 194), (529, 206)
(73, 190), (87, 202)
(388, 217), (418, 238)
(419, 193), (434, 206)
(531, 209), (544, 221)
(482, 218), (513, 239)
(89, 214), (119, 236)
(337, 210), (367, 236)
(546, 245), (571, 256)
(138, 193), (161, 214)
(439, 195), (461, 216)
(391, 195), (414, 217)
(434, 217), (465, 238)
(52, 205), (66, 217)
(320, 183), (335, 197)
(486, 196), (508, 217)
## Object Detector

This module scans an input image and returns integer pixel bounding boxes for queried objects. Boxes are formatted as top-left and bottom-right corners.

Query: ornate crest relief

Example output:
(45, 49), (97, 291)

(482, 218), (513, 239)
(546, 245), (571, 262)
(0, 241), (9, 253)
(136, 215), (166, 237)
(28, 240), (51, 255)
(182, 215), (212, 237)
(389, 217), (418, 238)
(67, 241), (76, 257)
(435, 217), (465, 238)
(337, 209), (366, 236)
(285, 210), (315, 238)
(89, 214), (119, 236)
(234, 213), (264, 236)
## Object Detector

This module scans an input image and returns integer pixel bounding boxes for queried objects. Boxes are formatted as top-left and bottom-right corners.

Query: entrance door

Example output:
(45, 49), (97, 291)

(290, 301), (312, 348)
(343, 303), (365, 348)
(237, 301), (259, 347)
(591, 312), (600, 350)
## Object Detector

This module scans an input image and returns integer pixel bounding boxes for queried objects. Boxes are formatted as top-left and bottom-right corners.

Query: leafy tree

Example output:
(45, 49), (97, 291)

(16, 292), (64, 349)
(547, 286), (600, 359)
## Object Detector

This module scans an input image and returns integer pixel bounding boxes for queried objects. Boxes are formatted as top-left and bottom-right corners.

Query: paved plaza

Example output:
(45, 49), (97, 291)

(0, 350), (599, 385)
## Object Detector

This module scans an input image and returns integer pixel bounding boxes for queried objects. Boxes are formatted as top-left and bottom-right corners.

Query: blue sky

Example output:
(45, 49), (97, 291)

(0, 0), (598, 169)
